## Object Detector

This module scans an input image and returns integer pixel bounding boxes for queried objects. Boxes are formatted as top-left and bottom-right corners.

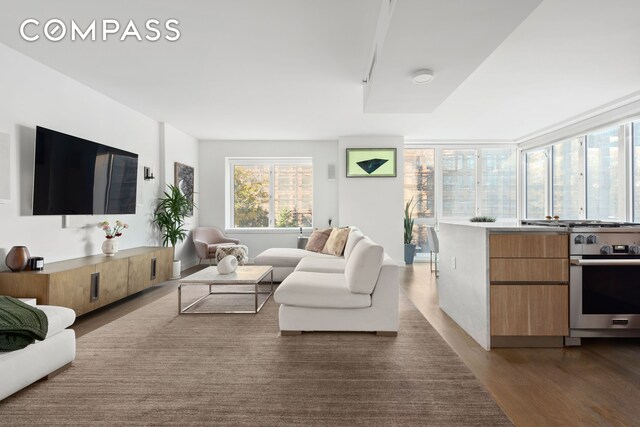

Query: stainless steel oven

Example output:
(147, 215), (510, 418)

(569, 229), (640, 337)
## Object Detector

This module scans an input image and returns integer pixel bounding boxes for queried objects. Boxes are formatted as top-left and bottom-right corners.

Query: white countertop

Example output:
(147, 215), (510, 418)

(438, 219), (567, 232)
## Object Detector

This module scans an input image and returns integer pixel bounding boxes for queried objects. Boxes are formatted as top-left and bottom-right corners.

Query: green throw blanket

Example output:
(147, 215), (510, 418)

(0, 296), (48, 352)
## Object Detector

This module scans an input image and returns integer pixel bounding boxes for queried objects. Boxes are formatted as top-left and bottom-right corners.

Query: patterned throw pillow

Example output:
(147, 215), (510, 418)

(305, 228), (332, 252)
(322, 227), (350, 256)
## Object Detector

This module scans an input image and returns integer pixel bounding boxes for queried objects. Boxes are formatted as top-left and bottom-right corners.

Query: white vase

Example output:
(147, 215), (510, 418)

(217, 255), (238, 275)
(102, 238), (118, 256)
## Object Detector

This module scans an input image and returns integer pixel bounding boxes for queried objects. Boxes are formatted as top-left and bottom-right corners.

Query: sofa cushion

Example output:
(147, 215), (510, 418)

(343, 228), (364, 260)
(37, 306), (76, 339)
(322, 227), (350, 256)
(255, 248), (336, 268)
(274, 272), (371, 308)
(305, 228), (332, 252)
(344, 238), (384, 294)
(295, 257), (347, 274)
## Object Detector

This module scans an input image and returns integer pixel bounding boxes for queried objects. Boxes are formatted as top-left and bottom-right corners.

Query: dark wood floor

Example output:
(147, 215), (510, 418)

(72, 264), (640, 426)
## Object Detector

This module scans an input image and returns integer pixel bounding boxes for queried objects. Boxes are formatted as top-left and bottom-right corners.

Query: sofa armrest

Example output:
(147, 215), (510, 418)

(193, 239), (209, 259)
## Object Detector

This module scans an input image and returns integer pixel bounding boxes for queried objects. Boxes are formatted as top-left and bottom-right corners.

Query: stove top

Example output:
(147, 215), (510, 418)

(521, 220), (640, 229)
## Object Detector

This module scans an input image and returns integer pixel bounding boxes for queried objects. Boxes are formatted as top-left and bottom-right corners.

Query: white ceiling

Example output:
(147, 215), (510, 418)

(0, 0), (639, 141)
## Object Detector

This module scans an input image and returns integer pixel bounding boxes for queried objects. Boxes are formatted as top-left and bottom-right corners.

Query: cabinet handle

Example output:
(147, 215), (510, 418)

(150, 258), (157, 281)
(90, 272), (100, 302)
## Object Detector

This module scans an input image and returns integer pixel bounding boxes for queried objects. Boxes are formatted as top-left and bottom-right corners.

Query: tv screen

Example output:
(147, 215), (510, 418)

(33, 126), (138, 215)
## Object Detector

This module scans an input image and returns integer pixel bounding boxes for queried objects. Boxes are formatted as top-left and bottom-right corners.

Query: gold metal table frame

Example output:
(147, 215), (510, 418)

(178, 266), (274, 314)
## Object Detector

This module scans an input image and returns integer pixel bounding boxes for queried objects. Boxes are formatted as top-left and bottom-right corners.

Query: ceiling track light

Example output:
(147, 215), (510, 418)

(412, 69), (435, 85)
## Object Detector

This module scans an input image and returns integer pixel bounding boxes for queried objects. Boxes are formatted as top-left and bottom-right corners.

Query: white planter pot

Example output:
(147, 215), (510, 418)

(102, 238), (118, 256)
(172, 259), (181, 279)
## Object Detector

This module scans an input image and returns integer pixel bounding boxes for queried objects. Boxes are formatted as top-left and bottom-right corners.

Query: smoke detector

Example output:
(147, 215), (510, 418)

(412, 69), (435, 85)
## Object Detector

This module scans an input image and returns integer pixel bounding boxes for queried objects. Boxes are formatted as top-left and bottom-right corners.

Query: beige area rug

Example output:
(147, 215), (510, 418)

(1, 286), (512, 426)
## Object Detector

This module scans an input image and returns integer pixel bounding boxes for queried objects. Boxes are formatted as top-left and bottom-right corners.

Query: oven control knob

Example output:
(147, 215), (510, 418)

(600, 245), (612, 255)
(629, 245), (639, 255)
(574, 235), (585, 244)
(587, 235), (598, 244)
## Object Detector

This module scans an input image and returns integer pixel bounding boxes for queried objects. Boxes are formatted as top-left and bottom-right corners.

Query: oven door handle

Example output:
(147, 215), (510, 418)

(570, 258), (640, 266)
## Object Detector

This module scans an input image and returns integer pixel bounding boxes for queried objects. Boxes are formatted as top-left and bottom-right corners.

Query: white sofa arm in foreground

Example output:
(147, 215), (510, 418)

(274, 237), (399, 335)
(0, 305), (76, 401)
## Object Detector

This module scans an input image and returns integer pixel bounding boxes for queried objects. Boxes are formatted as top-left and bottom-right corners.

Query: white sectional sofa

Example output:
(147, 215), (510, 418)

(273, 234), (399, 335)
(255, 228), (364, 282)
(0, 305), (76, 401)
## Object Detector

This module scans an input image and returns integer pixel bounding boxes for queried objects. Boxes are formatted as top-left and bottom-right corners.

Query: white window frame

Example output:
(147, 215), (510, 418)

(225, 157), (313, 233)
(522, 120), (638, 221)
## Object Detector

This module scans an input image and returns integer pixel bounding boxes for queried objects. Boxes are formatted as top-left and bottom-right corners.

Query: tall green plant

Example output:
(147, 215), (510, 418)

(153, 184), (195, 247)
(404, 197), (415, 245)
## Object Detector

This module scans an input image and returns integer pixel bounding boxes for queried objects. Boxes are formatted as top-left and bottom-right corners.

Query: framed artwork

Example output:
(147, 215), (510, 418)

(174, 162), (194, 216)
(346, 148), (397, 178)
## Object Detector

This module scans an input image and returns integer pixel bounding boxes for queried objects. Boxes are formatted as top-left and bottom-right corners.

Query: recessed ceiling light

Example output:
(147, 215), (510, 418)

(412, 69), (435, 85)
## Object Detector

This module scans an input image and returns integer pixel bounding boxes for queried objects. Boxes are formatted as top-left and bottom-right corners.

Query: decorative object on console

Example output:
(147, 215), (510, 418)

(346, 148), (397, 177)
(322, 227), (350, 256)
(469, 216), (496, 223)
(28, 257), (44, 271)
(174, 162), (195, 216)
(216, 255), (238, 275)
(5, 246), (30, 272)
(154, 184), (196, 278)
(305, 228), (332, 252)
(404, 198), (416, 265)
(97, 220), (129, 256)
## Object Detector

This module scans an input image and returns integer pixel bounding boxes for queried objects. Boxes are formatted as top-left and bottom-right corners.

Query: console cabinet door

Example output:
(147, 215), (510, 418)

(96, 258), (129, 307)
(154, 247), (174, 284)
(128, 253), (155, 294)
(48, 265), (97, 316)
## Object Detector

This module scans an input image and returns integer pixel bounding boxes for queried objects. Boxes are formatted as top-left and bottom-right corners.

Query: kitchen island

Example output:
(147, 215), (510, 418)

(437, 220), (568, 350)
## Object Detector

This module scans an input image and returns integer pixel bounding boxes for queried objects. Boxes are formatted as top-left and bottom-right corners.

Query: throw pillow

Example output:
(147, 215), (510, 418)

(322, 227), (350, 256)
(305, 228), (332, 252)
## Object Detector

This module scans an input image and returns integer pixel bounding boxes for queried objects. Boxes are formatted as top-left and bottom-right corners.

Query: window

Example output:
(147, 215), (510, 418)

(479, 148), (517, 218)
(586, 126), (622, 220)
(442, 149), (476, 217)
(228, 158), (312, 229)
(525, 149), (547, 219)
(552, 138), (582, 219)
(404, 148), (436, 259)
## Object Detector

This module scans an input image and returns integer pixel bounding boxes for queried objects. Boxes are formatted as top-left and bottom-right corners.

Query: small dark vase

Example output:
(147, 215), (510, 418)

(5, 246), (30, 272)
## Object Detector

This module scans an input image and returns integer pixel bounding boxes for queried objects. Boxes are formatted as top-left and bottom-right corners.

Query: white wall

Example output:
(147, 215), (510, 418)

(198, 140), (338, 258)
(338, 135), (404, 261)
(160, 123), (200, 268)
(0, 44), (182, 269)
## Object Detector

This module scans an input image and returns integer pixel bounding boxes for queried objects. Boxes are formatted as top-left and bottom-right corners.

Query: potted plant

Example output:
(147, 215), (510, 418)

(153, 184), (195, 279)
(404, 198), (416, 264)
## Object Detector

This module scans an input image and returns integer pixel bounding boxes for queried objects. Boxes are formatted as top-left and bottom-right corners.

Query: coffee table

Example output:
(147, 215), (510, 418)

(178, 265), (273, 314)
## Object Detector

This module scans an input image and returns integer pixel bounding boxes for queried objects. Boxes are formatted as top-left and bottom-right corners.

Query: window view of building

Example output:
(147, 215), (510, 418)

(526, 149), (547, 219)
(404, 148), (435, 258)
(586, 127), (621, 220)
(552, 139), (582, 219)
(230, 159), (312, 228)
(442, 149), (476, 217)
(479, 148), (517, 218)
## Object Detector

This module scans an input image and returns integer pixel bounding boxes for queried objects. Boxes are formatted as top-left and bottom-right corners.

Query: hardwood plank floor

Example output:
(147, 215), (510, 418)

(401, 264), (640, 427)
(71, 264), (640, 426)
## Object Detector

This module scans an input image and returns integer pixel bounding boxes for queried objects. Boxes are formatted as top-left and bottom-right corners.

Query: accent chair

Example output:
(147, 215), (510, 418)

(193, 227), (240, 265)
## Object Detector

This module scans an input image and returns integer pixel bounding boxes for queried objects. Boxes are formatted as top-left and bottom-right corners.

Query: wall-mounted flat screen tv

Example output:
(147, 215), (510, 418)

(33, 126), (138, 215)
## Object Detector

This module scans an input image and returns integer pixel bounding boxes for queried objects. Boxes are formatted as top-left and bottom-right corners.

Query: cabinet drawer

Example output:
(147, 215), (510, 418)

(490, 234), (568, 258)
(490, 284), (568, 336)
(490, 258), (568, 282)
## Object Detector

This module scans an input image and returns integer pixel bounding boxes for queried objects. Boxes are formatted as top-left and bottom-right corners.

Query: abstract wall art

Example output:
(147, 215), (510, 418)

(346, 148), (397, 178)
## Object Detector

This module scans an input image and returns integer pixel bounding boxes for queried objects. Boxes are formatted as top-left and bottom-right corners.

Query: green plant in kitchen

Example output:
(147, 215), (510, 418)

(153, 184), (196, 247)
(469, 216), (496, 223)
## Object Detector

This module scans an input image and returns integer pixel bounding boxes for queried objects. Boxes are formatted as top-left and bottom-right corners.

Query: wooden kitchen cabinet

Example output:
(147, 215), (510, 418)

(0, 247), (173, 316)
(490, 284), (569, 336)
(489, 232), (569, 347)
